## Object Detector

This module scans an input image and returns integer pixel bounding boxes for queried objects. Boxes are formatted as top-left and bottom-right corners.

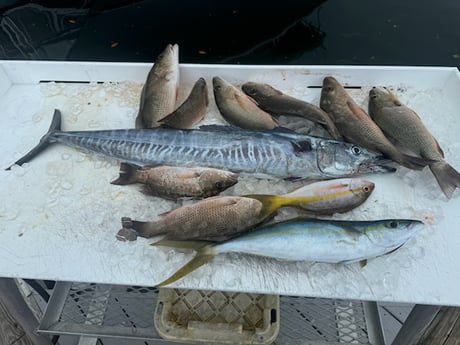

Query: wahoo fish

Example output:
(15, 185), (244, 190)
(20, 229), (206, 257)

(244, 178), (374, 216)
(368, 87), (460, 199)
(117, 196), (270, 241)
(320, 77), (433, 170)
(111, 163), (238, 200)
(213, 76), (279, 129)
(158, 77), (209, 129)
(153, 218), (424, 286)
(7, 109), (396, 179)
(241, 81), (342, 140)
(135, 43), (179, 128)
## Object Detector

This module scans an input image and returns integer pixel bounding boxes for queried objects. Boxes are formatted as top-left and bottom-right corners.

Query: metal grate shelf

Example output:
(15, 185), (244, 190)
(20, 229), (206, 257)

(38, 282), (384, 344)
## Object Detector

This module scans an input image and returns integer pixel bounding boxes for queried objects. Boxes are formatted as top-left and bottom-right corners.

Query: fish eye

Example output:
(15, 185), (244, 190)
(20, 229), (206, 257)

(214, 181), (224, 189)
(362, 186), (371, 193)
(388, 221), (399, 228)
(248, 88), (257, 95)
(324, 86), (334, 92)
(370, 93), (377, 99)
(351, 146), (362, 156)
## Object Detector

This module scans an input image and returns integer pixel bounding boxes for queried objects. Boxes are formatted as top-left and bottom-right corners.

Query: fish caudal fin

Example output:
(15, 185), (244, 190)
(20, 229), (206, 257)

(6, 109), (62, 170)
(243, 193), (323, 216)
(111, 163), (140, 185)
(120, 217), (163, 238)
(152, 239), (215, 286)
(430, 161), (460, 199)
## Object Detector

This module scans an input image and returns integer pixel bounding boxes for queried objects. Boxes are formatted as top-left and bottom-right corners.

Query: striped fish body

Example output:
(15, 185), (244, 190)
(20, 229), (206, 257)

(8, 110), (395, 178)
(214, 218), (423, 263)
(47, 125), (390, 179)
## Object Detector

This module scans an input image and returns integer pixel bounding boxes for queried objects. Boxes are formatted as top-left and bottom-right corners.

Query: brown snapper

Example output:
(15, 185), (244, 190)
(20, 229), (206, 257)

(369, 87), (460, 198)
(320, 76), (433, 171)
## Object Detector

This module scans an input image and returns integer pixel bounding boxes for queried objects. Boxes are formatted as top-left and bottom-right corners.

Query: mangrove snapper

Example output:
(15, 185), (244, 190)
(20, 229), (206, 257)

(242, 81), (342, 140)
(111, 163), (238, 200)
(158, 77), (209, 129)
(153, 218), (424, 286)
(135, 43), (179, 128)
(320, 77), (433, 170)
(369, 87), (460, 198)
(213, 76), (279, 129)
(118, 196), (268, 241)
(7, 109), (396, 179)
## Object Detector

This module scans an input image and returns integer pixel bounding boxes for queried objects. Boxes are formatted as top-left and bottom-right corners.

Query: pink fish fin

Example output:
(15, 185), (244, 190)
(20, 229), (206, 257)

(346, 100), (370, 119)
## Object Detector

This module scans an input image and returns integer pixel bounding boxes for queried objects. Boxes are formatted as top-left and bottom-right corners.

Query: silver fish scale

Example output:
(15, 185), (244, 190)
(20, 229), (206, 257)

(47, 127), (347, 178)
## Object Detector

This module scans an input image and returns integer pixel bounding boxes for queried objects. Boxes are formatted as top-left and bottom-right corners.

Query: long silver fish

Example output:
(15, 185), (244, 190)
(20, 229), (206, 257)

(7, 109), (395, 179)
(153, 218), (424, 286)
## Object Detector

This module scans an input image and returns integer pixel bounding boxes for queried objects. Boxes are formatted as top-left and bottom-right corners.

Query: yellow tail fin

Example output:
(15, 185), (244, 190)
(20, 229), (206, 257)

(243, 194), (321, 217)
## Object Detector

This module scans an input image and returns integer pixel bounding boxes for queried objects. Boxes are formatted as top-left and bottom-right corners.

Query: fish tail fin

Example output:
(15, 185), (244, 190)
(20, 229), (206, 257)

(6, 109), (62, 170)
(111, 163), (140, 185)
(152, 239), (215, 286)
(243, 194), (286, 218)
(400, 153), (436, 171)
(121, 217), (164, 238)
(429, 161), (460, 199)
(243, 194), (319, 217)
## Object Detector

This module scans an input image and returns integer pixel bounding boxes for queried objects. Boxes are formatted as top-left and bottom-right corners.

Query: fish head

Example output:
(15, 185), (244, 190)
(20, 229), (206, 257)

(153, 43), (179, 79)
(316, 140), (396, 177)
(368, 87), (401, 111)
(369, 219), (425, 251)
(241, 82), (280, 101)
(349, 178), (375, 198)
(198, 170), (239, 196)
(320, 76), (348, 111)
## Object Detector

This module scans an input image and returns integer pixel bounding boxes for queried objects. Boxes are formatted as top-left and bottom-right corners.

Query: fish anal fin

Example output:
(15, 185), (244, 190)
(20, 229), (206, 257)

(152, 239), (212, 250)
(156, 254), (215, 287)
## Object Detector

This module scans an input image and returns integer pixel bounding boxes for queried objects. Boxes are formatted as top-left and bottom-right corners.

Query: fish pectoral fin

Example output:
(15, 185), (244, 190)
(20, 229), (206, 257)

(234, 92), (254, 110)
(346, 100), (369, 119)
(291, 140), (313, 153)
(343, 226), (363, 240)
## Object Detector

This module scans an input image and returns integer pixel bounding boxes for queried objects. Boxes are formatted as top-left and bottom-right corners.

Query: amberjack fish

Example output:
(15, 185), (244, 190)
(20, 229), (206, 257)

(153, 218), (424, 286)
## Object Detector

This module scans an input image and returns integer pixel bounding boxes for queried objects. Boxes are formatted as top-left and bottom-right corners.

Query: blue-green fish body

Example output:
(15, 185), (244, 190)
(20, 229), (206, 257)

(154, 218), (424, 286)
(8, 110), (395, 179)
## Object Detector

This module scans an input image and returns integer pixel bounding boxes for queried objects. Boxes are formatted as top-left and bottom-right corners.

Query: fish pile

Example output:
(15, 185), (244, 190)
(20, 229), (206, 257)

(10, 43), (456, 287)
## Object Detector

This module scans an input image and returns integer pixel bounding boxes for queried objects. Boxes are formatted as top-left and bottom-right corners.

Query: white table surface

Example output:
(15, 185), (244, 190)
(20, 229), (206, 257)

(1, 61), (460, 306)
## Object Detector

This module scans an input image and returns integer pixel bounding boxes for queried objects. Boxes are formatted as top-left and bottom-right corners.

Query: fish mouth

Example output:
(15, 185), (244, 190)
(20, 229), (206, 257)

(358, 158), (397, 174)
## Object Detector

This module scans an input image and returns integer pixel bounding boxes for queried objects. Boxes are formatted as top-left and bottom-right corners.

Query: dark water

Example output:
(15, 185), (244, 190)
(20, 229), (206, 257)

(0, 0), (459, 69)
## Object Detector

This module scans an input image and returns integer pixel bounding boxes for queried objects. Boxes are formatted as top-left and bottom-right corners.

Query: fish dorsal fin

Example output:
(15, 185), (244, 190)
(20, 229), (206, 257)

(346, 100), (370, 119)
(384, 88), (402, 106)
(198, 124), (242, 132)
